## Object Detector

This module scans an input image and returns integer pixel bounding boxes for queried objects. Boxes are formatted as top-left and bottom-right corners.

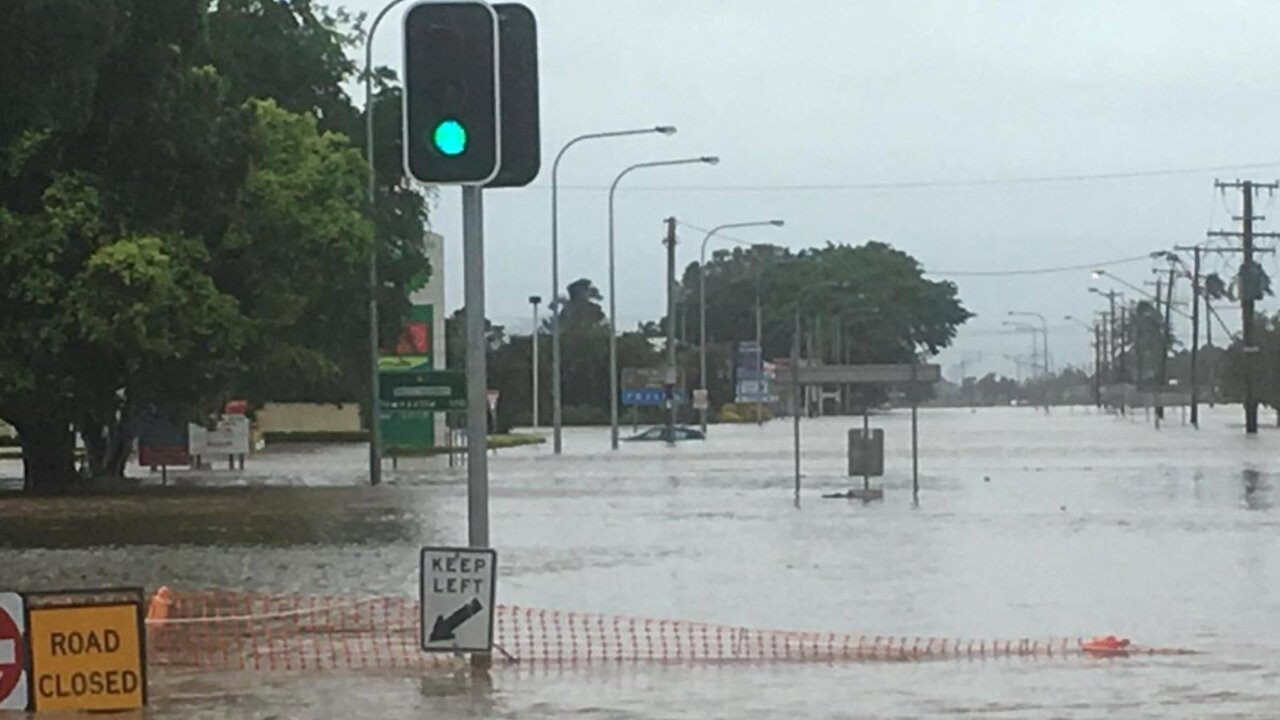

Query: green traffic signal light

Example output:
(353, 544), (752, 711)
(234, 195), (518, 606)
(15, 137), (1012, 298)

(432, 119), (468, 156)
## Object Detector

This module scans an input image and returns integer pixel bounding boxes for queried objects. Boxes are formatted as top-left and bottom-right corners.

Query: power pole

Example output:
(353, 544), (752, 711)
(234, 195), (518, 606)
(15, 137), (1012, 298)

(1157, 264), (1175, 423)
(1093, 323), (1103, 408)
(1173, 245), (1203, 428)
(664, 217), (678, 443)
(1208, 179), (1280, 434)
(1119, 305), (1128, 385)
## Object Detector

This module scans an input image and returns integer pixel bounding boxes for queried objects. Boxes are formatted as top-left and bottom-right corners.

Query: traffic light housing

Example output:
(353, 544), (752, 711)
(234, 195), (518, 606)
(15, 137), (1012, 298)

(487, 3), (541, 188)
(403, 1), (501, 184)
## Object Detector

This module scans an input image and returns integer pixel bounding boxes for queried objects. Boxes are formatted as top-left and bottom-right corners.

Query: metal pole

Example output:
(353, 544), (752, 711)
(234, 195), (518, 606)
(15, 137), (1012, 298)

(665, 217), (678, 444)
(550, 126), (678, 455)
(606, 156), (719, 450)
(792, 308), (801, 506)
(861, 407), (870, 492)
(363, 0), (411, 486)
(1109, 292), (1118, 382)
(911, 363), (920, 506)
(550, 145), (565, 453)
(463, 187), (490, 550)
(530, 297), (540, 429)
(1158, 265), (1175, 423)
(699, 233), (709, 435)
(1094, 323), (1103, 408)
(755, 280), (764, 425)
(607, 178), (621, 450)
(1042, 318), (1050, 376)
(698, 220), (784, 435)
(1190, 247), (1201, 428)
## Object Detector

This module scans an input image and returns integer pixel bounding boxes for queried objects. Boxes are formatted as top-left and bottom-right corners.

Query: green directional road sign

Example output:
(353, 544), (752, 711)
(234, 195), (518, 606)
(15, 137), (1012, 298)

(380, 370), (467, 411)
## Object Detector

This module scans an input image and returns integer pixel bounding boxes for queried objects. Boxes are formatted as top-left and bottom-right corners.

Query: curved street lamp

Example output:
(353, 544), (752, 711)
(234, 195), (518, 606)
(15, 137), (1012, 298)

(1002, 320), (1042, 377)
(1008, 311), (1050, 375)
(362, 0), (416, 486)
(697, 220), (785, 433)
(607, 156), (720, 449)
(549, 125), (676, 454)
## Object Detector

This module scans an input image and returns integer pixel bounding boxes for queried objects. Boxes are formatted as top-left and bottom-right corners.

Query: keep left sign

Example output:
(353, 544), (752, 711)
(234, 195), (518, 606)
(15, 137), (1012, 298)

(420, 546), (497, 654)
(0, 593), (27, 711)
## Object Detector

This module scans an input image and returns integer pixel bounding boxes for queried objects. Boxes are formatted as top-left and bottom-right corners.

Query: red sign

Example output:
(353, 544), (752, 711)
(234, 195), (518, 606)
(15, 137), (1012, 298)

(394, 321), (431, 356)
(0, 593), (26, 710)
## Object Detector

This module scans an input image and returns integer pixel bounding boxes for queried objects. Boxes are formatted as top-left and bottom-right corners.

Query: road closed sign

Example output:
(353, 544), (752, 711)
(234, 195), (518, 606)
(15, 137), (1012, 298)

(26, 590), (146, 712)
(0, 593), (27, 711)
(420, 546), (497, 653)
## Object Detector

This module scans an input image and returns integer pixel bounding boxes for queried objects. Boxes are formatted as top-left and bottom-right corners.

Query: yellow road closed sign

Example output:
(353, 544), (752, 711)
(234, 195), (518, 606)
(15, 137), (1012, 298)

(27, 591), (145, 712)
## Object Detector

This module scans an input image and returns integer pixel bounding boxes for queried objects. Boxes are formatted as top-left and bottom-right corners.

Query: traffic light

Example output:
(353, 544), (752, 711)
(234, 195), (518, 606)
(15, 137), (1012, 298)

(487, 3), (541, 188)
(403, 1), (500, 184)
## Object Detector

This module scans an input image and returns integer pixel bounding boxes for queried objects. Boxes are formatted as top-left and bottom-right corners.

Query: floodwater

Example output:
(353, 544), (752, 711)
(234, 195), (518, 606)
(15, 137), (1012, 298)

(2, 405), (1280, 718)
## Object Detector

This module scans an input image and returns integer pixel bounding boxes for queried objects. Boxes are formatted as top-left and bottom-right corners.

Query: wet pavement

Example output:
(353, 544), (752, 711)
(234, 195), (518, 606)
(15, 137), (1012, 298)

(2, 405), (1279, 718)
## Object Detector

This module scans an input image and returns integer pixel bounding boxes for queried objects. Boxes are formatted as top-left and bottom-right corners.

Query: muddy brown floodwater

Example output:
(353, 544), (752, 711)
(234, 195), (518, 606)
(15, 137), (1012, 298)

(2, 406), (1279, 718)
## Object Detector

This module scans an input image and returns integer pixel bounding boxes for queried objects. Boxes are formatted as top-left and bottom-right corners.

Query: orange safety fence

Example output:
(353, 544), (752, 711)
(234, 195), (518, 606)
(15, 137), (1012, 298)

(145, 589), (1195, 672)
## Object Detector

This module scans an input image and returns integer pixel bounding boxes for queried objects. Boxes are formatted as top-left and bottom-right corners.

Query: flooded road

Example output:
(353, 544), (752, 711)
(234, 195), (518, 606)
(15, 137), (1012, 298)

(2, 405), (1279, 718)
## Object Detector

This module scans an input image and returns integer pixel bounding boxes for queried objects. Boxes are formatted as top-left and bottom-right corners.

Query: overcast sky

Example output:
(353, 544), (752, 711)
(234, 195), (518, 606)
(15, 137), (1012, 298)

(344, 0), (1280, 378)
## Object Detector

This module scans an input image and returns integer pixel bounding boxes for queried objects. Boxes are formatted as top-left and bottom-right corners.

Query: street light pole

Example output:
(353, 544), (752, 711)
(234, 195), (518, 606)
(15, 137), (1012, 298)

(607, 156), (720, 450)
(550, 126), (676, 454)
(363, 0), (414, 486)
(1065, 315), (1100, 406)
(697, 220), (784, 434)
(529, 295), (542, 429)
(1008, 311), (1050, 376)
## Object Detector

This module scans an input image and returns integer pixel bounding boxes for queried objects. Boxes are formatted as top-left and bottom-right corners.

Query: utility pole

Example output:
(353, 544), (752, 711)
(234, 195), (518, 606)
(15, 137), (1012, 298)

(1208, 179), (1280, 435)
(1174, 245), (1203, 428)
(1157, 265), (1175, 424)
(664, 218), (679, 443)
(1119, 305), (1128, 385)
(1093, 323), (1103, 408)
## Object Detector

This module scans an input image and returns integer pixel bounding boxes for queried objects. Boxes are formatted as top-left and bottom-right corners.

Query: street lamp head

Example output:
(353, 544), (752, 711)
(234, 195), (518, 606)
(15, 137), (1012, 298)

(1088, 287), (1101, 294)
(654, 125), (677, 136)
(700, 156), (721, 165)
(1063, 315), (1074, 320)
(768, 219), (785, 227)
(529, 295), (542, 305)
(1091, 269), (1106, 278)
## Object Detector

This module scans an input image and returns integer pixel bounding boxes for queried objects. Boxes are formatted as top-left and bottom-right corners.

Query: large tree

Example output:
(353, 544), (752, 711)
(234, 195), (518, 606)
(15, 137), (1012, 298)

(0, 1), (430, 489)
(680, 241), (972, 410)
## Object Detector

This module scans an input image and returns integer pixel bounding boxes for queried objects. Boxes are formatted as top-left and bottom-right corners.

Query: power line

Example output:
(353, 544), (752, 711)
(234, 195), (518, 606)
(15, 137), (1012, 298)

(677, 219), (1158, 278)
(929, 254), (1153, 277)
(541, 160), (1280, 193)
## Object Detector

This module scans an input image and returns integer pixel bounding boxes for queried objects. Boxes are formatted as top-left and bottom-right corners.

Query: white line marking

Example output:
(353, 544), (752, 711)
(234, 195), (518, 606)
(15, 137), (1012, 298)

(0, 639), (14, 665)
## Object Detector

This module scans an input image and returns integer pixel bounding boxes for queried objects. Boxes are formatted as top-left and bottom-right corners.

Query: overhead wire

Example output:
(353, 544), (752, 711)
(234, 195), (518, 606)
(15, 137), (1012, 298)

(545, 160), (1280, 193)
(677, 218), (1157, 279)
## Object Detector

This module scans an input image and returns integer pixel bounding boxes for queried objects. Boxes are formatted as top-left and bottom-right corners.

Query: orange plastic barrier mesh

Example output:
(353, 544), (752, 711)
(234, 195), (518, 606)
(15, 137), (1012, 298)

(145, 590), (1193, 672)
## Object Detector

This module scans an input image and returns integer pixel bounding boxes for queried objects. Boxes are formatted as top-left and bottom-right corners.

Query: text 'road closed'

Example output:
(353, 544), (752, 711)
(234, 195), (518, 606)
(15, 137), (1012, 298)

(29, 602), (145, 712)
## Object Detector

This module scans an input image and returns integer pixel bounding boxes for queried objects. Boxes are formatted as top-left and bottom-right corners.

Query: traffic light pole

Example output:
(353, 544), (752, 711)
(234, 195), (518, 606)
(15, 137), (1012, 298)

(463, 186), (491, 551)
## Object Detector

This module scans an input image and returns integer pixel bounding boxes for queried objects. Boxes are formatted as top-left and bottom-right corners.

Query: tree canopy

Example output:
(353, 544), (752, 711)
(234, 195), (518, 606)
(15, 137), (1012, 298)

(0, 0), (432, 489)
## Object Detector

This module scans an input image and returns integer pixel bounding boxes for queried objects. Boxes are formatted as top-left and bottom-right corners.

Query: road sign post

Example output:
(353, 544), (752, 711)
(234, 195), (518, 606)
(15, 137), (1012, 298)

(0, 593), (26, 711)
(420, 547), (497, 653)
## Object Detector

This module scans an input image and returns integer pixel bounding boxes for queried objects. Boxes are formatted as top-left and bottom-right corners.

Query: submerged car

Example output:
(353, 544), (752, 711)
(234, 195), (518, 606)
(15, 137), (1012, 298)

(624, 425), (706, 442)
